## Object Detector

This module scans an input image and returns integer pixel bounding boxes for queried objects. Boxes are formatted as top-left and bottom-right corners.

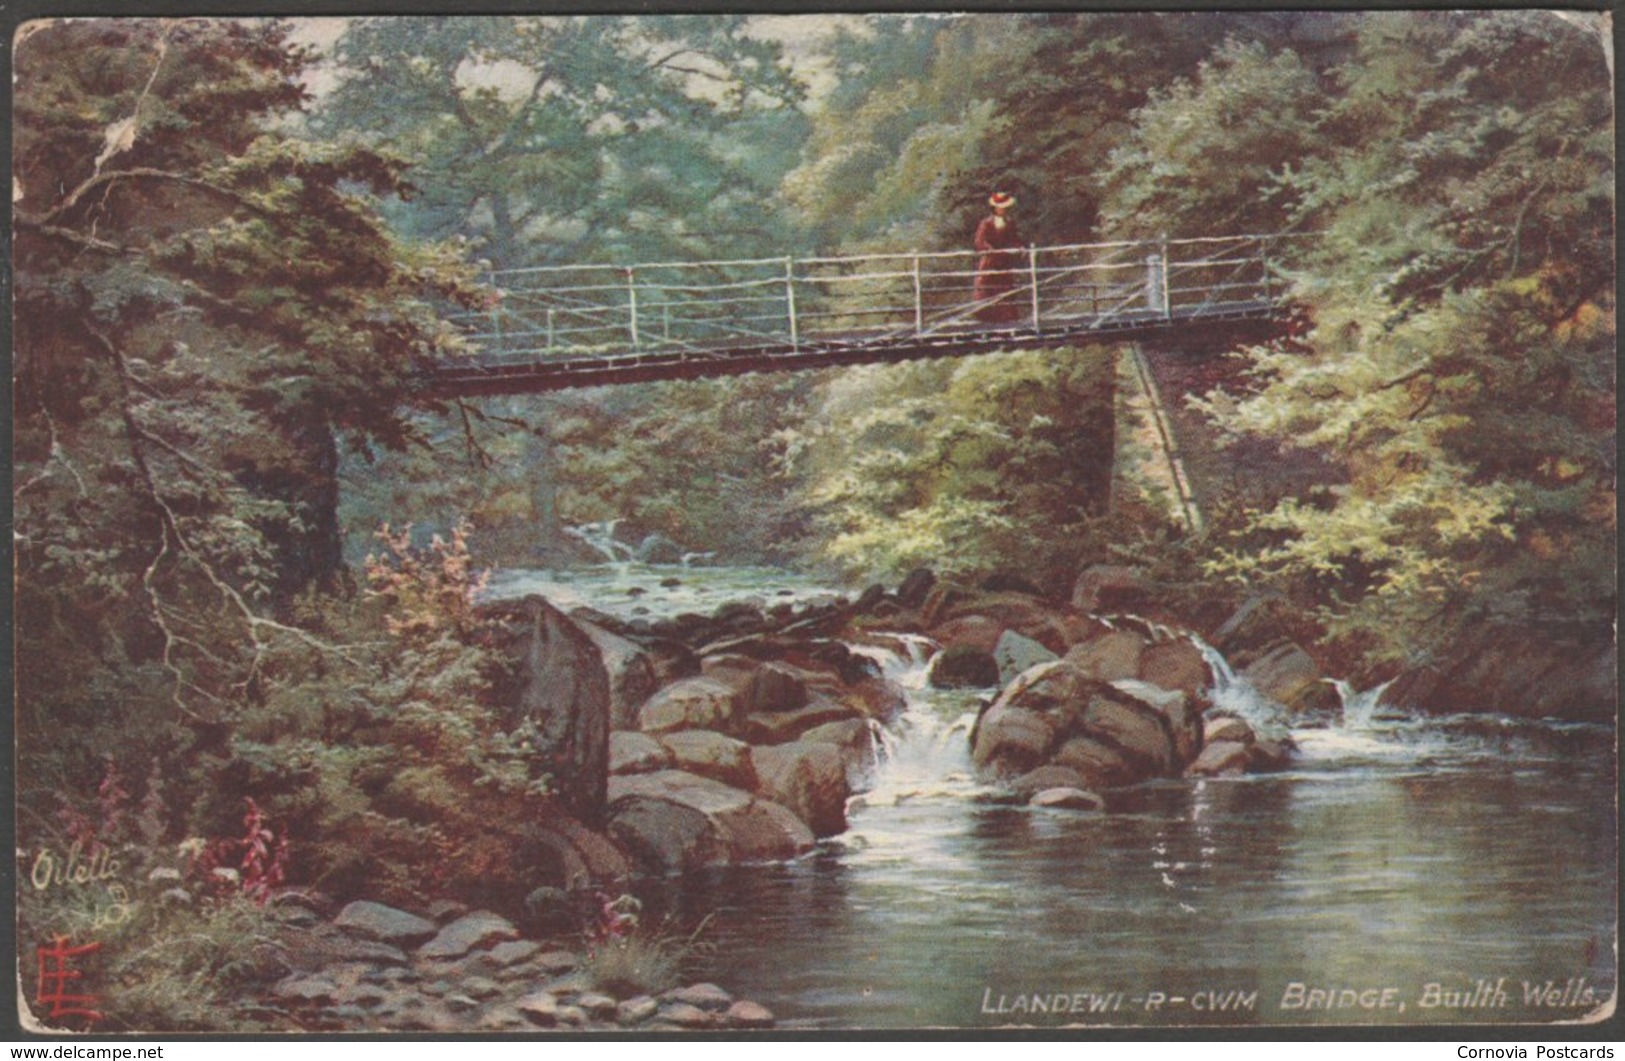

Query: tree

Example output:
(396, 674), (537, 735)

(13, 17), (478, 796)
(1117, 12), (1615, 665)
(315, 15), (805, 270)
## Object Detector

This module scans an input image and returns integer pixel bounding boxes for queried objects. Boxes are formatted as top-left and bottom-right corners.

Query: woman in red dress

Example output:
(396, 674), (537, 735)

(973, 191), (1024, 324)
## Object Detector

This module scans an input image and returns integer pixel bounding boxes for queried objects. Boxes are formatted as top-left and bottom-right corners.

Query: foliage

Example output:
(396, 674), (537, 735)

(314, 14), (806, 271)
(11, 19), (534, 924)
(1108, 11), (1615, 663)
(582, 893), (713, 998)
(783, 348), (1116, 588)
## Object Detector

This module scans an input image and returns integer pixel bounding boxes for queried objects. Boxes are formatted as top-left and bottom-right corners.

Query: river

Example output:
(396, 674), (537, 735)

(493, 561), (1618, 1029)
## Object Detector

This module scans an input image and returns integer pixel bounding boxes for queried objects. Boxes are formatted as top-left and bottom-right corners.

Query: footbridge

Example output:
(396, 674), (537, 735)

(427, 233), (1305, 397)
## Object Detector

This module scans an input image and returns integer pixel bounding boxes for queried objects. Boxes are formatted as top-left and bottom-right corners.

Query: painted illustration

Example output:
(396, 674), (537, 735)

(11, 11), (1617, 1035)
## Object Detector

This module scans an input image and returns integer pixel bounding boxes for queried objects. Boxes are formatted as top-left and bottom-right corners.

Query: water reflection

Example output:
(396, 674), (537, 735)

(660, 732), (1613, 1029)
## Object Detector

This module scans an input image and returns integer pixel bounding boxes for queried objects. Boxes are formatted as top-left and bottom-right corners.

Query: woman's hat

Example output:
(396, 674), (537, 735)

(989, 191), (1016, 209)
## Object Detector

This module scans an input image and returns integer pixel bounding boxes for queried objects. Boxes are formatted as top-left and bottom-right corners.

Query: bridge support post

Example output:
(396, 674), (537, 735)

(911, 255), (923, 335)
(784, 257), (800, 352)
(1028, 246), (1042, 332)
(625, 267), (640, 350)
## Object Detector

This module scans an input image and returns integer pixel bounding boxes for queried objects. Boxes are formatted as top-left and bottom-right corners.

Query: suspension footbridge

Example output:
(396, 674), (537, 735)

(426, 232), (1303, 397)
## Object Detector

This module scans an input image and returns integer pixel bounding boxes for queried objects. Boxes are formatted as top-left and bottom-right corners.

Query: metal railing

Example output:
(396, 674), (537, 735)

(447, 232), (1305, 368)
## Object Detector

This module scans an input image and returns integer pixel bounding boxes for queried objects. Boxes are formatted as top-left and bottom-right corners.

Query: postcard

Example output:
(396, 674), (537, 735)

(11, 9), (1617, 1036)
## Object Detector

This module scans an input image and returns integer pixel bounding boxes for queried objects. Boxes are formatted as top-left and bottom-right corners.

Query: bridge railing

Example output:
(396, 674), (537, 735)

(447, 232), (1306, 366)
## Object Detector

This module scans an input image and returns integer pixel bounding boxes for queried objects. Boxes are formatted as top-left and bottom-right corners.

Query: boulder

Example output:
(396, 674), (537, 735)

(1202, 715), (1256, 746)
(1007, 764), (1092, 801)
(970, 660), (1191, 790)
(1137, 638), (1214, 701)
(994, 629), (1059, 687)
(1052, 737), (1142, 790)
(1064, 631), (1144, 682)
(929, 640), (1001, 692)
(658, 730), (757, 790)
(1247, 739), (1294, 772)
(1076, 690), (1177, 776)
(896, 568), (937, 608)
(607, 770), (813, 874)
(751, 741), (851, 838)
(1069, 564), (1152, 614)
(1242, 642), (1331, 713)
(638, 676), (742, 735)
(505, 596), (612, 824)
(577, 619), (661, 730)
(799, 718), (881, 786)
(522, 812), (634, 893)
(747, 662), (810, 714)
(1186, 740), (1250, 777)
(929, 615), (1007, 656)
(1111, 680), (1202, 768)
(741, 697), (863, 744)
(844, 675), (908, 724)
(969, 704), (1059, 778)
(931, 591), (1094, 653)
(609, 731), (674, 775)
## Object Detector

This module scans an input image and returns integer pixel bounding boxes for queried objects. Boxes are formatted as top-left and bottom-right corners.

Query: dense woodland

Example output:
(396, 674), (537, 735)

(12, 13), (1613, 1027)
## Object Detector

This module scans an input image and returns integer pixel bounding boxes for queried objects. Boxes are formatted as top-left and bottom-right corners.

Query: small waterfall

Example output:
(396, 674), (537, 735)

(1326, 678), (1395, 731)
(1187, 634), (1290, 734)
(565, 520), (635, 563)
(841, 636), (987, 811)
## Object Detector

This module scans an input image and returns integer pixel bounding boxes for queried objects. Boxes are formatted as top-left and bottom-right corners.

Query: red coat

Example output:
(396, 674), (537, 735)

(974, 213), (1024, 321)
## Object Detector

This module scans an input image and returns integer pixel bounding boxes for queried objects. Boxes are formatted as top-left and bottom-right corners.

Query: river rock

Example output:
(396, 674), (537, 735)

(333, 901), (438, 947)
(751, 740), (850, 837)
(799, 717), (880, 785)
(1386, 620), (1615, 722)
(638, 676), (742, 735)
(971, 660), (1198, 789)
(1008, 764), (1092, 801)
(1242, 642), (1332, 714)
(1069, 564), (1152, 614)
(1029, 787), (1106, 811)
(935, 591), (1096, 652)
(418, 911), (519, 960)
(1186, 739), (1250, 777)
(726, 999), (776, 1028)
(1137, 638), (1214, 701)
(618, 996), (660, 1025)
(577, 619), (661, 730)
(970, 705), (1059, 777)
(1112, 679), (1202, 766)
(523, 812), (634, 893)
(610, 730), (675, 775)
(741, 696), (863, 744)
(994, 629), (1060, 686)
(659, 729), (757, 789)
(929, 643), (1001, 689)
(896, 567), (937, 608)
(1203, 715), (1255, 745)
(665, 982), (734, 1011)
(607, 770), (813, 874)
(1064, 631), (1144, 682)
(1248, 738), (1294, 772)
(930, 614), (1007, 655)
(747, 662), (810, 713)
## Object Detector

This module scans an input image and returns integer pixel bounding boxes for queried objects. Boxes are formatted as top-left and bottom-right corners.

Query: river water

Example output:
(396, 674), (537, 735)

(494, 562), (1618, 1030)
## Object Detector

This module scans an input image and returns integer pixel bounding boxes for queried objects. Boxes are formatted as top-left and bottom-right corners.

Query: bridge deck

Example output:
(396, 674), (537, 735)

(427, 300), (1284, 396)
(425, 233), (1303, 396)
